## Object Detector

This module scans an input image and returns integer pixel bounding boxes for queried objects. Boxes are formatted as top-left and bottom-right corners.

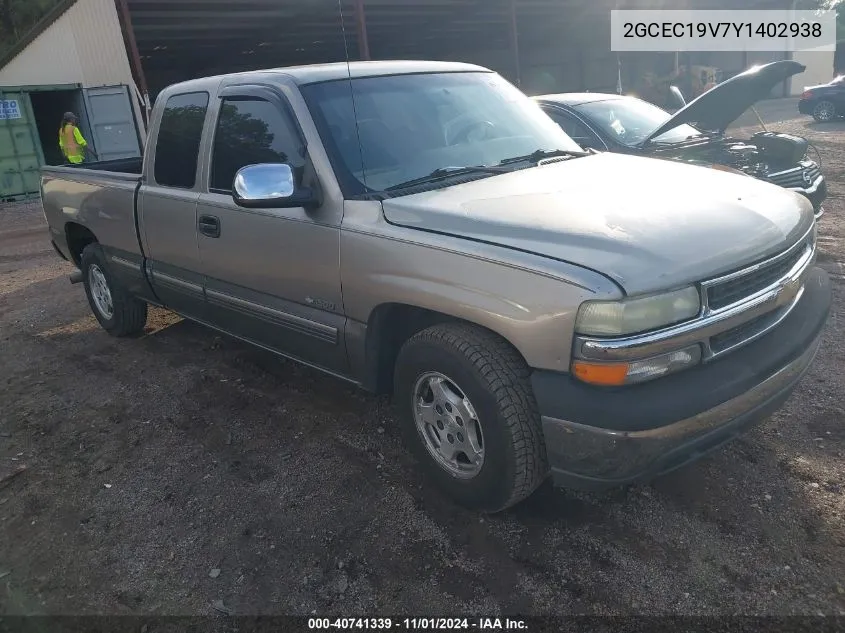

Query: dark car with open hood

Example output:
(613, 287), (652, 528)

(536, 61), (827, 219)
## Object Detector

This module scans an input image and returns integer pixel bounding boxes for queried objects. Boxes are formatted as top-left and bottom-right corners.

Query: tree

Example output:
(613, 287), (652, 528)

(795, 0), (844, 41)
(0, 0), (63, 56)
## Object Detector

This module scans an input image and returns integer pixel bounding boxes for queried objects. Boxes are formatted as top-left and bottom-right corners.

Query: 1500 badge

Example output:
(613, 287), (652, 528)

(306, 296), (336, 311)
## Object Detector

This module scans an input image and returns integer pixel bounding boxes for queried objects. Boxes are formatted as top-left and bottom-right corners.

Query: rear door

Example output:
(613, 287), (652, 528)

(137, 91), (209, 321)
(83, 85), (142, 161)
(0, 90), (43, 201)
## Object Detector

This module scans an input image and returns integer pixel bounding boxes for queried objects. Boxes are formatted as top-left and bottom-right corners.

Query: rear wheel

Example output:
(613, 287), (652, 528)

(812, 100), (836, 122)
(393, 323), (548, 512)
(81, 243), (147, 337)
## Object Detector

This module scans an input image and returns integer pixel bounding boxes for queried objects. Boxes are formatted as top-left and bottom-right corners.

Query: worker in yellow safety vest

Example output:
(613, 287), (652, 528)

(58, 112), (89, 164)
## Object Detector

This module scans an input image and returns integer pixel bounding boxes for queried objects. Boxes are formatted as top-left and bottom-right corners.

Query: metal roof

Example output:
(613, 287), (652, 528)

(123, 0), (793, 70)
(128, 0), (559, 71)
(2, 0), (794, 82)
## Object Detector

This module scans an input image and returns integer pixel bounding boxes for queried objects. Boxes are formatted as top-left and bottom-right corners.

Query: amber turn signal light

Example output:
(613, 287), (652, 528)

(572, 345), (702, 387)
(571, 361), (630, 386)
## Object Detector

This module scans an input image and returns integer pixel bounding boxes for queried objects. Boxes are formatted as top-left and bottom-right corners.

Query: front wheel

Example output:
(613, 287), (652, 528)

(81, 243), (148, 337)
(813, 100), (836, 122)
(393, 323), (548, 512)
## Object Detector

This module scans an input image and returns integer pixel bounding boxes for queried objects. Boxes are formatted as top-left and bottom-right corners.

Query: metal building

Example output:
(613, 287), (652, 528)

(0, 0), (144, 200)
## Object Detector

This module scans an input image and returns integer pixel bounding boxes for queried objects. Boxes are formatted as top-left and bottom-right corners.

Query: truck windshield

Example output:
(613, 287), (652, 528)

(301, 71), (583, 196)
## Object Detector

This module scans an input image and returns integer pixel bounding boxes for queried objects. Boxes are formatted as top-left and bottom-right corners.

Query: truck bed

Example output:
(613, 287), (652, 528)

(51, 156), (143, 176)
(41, 157), (144, 268)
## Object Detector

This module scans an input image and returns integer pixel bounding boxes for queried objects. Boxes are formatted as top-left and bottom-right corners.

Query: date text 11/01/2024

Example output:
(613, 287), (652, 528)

(307, 618), (528, 630)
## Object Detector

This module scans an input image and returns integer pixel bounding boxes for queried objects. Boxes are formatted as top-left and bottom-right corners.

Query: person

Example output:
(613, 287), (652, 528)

(58, 112), (89, 164)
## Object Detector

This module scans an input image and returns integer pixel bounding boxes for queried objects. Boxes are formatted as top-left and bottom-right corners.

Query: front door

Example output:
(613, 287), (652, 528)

(196, 87), (347, 374)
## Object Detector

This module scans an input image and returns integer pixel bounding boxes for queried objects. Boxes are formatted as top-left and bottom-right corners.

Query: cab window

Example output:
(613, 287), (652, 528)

(209, 97), (304, 193)
(154, 91), (210, 189)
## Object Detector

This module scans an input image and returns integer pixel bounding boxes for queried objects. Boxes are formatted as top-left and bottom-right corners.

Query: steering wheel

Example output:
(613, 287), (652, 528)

(446, 118), (496, 145)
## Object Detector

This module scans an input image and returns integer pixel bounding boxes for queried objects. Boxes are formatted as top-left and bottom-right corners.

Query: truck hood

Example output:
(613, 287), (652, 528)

(381, 152), (814, 295)
(644, 60), (806, 142)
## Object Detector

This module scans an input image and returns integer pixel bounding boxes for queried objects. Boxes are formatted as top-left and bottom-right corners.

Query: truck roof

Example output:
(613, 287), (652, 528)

(161, 60), (491, 96)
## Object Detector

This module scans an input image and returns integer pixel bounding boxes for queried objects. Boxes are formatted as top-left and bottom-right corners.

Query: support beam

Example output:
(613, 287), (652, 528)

(509, 0), (521, 87)
(354, 0), (371, 60)
(115, 0), (151, 125)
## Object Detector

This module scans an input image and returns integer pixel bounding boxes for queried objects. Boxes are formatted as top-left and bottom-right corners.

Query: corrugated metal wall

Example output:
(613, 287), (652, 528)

(0, 0), (134, 89)
(792, 49), (835, 95)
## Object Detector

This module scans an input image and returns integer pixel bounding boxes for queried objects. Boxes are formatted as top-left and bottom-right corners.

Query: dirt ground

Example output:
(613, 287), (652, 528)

(1, 116), (844, 618)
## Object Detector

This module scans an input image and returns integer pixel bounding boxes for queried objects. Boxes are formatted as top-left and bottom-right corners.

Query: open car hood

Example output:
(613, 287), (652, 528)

(643, 60), (806, 143)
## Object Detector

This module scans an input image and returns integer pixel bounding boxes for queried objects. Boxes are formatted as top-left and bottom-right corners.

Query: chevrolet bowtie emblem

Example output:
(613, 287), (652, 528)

(776, 277), (801, 308)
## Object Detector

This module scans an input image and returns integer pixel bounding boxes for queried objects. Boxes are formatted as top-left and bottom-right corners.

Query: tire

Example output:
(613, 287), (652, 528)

(812, 100), (836, 122)
(393, 323), (548, 512)
(81, 243), (148, 337)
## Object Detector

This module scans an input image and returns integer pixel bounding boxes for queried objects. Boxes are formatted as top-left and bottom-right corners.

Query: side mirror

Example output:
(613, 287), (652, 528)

(232, 163), (317, 209)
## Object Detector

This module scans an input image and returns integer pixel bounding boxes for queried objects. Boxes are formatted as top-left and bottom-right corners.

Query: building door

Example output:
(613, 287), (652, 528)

(0, 90), (43, 202)
(83, 85), (142, 162)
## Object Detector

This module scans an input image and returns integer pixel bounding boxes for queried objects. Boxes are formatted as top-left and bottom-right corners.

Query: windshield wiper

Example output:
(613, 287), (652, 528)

(650, 133), (712, 146)
(384, 165), (508, 192)
(497, 148), (588, 166)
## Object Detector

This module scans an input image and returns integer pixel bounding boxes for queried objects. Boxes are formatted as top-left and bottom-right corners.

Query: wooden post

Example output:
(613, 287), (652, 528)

(354, 0), (371, 60)
(509, 0), (521, 87)
(115, 0), (151, 124)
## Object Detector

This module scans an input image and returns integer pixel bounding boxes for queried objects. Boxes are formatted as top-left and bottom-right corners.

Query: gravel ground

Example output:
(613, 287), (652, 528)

(0, 116), (843, 618)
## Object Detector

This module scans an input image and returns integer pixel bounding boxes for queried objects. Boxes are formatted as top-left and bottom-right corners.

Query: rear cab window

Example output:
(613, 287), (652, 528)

(153, 91), (210, 189)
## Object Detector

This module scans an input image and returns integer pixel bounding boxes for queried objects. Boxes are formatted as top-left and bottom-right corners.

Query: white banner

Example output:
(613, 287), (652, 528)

(611, 10), (836, 52)
(0, 99), (21, 120)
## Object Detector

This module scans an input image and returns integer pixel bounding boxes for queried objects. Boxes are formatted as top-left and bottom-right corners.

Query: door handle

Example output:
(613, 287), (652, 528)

(198, 214), (220, 238)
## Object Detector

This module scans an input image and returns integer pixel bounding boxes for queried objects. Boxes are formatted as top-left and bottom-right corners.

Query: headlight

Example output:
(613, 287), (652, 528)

(575, 286), (701, 336)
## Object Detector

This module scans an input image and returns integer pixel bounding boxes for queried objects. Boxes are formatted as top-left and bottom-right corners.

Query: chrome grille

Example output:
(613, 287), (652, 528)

(706, 245), (808, 311)
(768, 163), (821, 189)
(574, 226), (816, 373)
(709, 311), (781, 354)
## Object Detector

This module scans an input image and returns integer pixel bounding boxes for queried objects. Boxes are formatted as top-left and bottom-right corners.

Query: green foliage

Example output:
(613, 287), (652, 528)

(0, 0), (63, 55)
(795, 0), (845, 42)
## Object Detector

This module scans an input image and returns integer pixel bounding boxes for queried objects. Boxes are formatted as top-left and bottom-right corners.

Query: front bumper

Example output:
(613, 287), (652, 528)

(792, 175), (827, 219)
(533, 266), (831, 490)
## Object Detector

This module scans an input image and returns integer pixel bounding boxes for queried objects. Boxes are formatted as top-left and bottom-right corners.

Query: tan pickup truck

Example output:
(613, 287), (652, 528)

(40, 61), (831, 512)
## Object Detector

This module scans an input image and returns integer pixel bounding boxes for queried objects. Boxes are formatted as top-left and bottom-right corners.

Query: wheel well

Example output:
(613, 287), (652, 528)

(361, 303), (533, 395)
(65, 223), (97, 267)
(364, 304), (456, 394)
